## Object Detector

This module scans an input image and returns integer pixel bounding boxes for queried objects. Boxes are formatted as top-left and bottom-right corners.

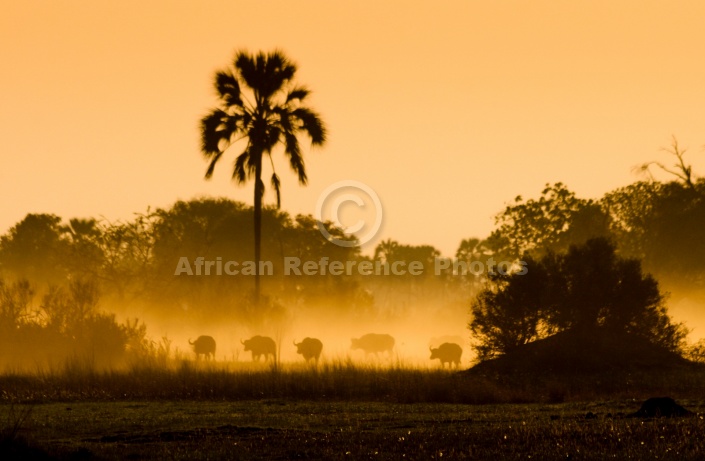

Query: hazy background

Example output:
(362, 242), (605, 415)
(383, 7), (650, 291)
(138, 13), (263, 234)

(2, 1), (704, 256)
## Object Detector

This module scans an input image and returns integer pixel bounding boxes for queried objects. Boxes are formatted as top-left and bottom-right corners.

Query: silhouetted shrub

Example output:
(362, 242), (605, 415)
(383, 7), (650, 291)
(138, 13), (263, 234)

(470, 238), (687, 361)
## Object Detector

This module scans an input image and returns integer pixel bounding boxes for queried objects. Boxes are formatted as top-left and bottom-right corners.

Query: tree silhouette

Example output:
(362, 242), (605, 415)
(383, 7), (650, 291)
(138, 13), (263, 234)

(636, 136), (699, 190)
(602, 180), (705, 288)
(0, 214), (68, 284)
(470, 238), (686, 360)
(487, 183), (612, 260)
(200, 50), (327, 305)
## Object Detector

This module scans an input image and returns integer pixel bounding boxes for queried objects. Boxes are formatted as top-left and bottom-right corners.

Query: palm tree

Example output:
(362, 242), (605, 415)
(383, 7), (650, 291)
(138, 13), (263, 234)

(200, 50), (326, 305)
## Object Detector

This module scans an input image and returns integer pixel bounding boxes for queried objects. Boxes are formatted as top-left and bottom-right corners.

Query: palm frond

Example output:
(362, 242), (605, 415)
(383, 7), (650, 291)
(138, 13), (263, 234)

(200, 110), (230, 154)
(245, 144), (265, 175)
(286, 86), (310, 103)
(292, 107), (327, 145)
(283, 131), (307, 184)
(214, 71), (243, 107)
(236, 50), (297, 102)
(205, 151), (223, 179)
(263, 126), (281, 153)
(224, 113), (245, 137)
(271, 173), (281, 208)
(233, 150), (250, 184)
(262, 50), (296, 97)
(234, 50), (258, 91)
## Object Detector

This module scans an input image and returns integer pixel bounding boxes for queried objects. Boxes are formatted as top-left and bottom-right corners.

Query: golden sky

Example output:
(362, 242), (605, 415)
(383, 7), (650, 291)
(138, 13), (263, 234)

(1, 1), (704, 255)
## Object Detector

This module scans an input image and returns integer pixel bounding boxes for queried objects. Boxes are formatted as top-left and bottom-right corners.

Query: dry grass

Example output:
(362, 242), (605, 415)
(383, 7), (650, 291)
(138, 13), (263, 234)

(1, 357), (704, 405)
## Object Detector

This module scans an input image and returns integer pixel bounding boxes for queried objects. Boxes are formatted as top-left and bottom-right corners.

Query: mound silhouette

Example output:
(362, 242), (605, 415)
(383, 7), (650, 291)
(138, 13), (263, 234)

(468, 329), (692, 376)
(628, 397), (693, 418)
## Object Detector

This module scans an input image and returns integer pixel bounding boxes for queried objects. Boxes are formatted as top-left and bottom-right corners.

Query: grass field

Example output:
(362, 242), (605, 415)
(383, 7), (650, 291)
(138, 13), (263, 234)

(3, 399), (705, 460)
(2, 362), (705, 459)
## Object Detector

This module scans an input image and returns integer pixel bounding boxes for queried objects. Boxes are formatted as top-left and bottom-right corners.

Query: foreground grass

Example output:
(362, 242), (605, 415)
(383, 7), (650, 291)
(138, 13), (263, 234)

(2, 399), (705, 460)
(2, 360), (705, 404)
(2, 363), (705, 459)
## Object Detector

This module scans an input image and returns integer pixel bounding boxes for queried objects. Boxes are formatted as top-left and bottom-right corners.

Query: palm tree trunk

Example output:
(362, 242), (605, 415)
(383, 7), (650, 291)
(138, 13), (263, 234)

(254, 160), (263, 307)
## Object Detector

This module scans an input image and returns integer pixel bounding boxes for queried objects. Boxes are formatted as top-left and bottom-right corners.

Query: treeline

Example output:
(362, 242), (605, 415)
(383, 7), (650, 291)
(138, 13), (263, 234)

(0, 199), (462, 323)
(480, 179), (705, 294)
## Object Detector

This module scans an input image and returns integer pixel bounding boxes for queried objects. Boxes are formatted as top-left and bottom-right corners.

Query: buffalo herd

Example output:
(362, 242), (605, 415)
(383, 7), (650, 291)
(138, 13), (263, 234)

(188, 334), (464, 367)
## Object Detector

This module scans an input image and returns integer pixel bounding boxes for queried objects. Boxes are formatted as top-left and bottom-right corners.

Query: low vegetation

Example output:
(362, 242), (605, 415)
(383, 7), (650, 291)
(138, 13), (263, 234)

(0, 356), (703, 404)
(2, 395), (705, 460)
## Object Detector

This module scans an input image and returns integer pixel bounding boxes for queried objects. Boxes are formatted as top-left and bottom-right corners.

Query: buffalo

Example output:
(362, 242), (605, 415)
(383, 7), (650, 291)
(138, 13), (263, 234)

(293, 337), (323, 363)
(429, 342), (462, 368)
(351, 333), (395, 357)
(189, 335), (216, 360)
(241, 335), (276, 362)
(429, 335), (464, 349)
